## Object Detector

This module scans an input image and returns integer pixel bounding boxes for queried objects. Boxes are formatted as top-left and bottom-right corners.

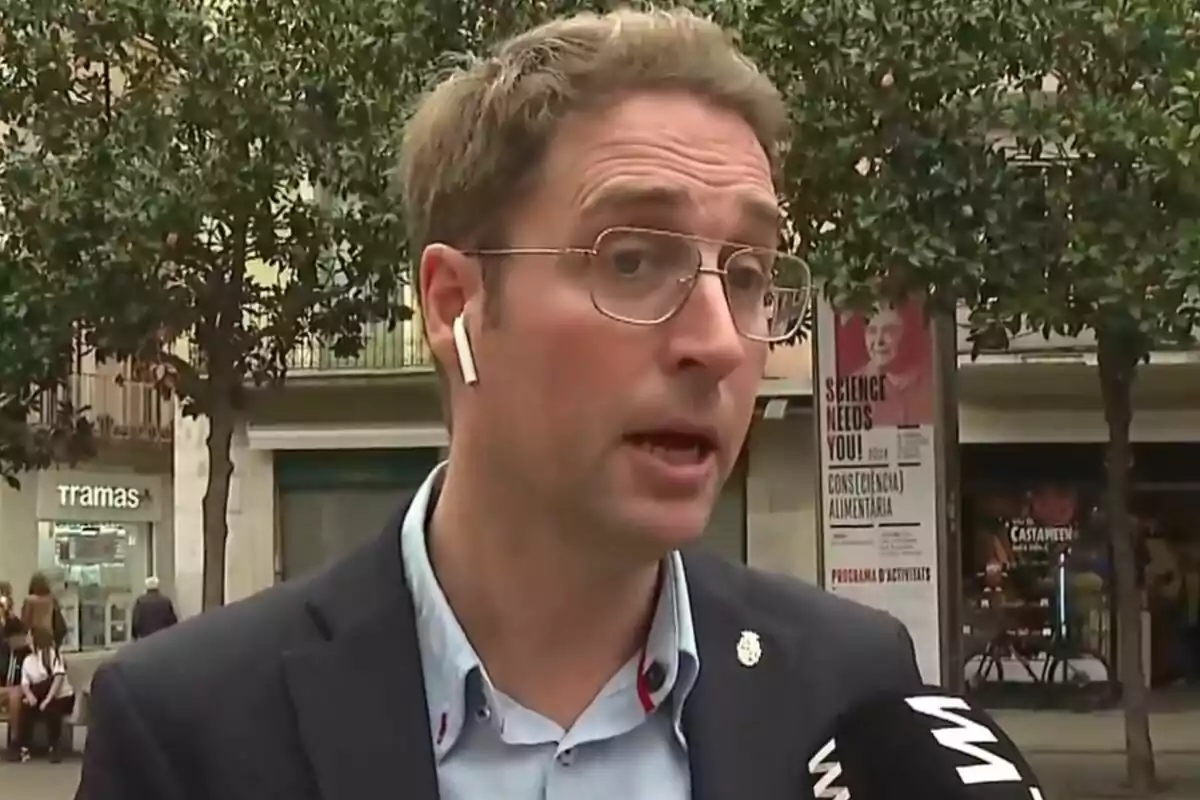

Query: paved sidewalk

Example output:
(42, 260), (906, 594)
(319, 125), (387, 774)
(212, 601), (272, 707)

(1029, 754), (1200, 800)
(999, 710), (1200, 800)
(993, 708), (1200, 755)
(0, 759), (79, 798)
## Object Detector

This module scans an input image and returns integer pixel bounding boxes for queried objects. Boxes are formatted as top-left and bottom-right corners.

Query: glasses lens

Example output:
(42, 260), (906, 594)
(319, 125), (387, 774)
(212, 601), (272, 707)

(724, 249), (811, 341)
(591, 228), (699, 323)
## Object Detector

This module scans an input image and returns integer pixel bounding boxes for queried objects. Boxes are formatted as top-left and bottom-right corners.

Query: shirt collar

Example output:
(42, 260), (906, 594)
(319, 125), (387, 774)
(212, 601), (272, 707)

(400, 462), (700, 758)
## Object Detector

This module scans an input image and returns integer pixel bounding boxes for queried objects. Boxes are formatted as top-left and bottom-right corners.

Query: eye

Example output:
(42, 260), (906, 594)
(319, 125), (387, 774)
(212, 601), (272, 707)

(599, 230), (692, 280)
(725, 249), (769, 294)
(609, 240), (654, 277)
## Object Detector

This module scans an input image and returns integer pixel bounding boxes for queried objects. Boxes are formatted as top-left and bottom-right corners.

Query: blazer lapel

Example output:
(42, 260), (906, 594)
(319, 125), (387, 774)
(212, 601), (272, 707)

(282, 515), (440, 800)
(682, 552), (819, 800)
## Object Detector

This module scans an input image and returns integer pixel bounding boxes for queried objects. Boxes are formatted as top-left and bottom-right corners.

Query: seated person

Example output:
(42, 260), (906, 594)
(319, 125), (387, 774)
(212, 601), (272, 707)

(1, 617), (32, 759)
(16, 626), (75, 762)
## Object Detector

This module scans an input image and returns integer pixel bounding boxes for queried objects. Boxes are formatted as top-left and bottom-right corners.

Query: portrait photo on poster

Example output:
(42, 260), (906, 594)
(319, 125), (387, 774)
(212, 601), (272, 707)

(833, 298), (934, 428)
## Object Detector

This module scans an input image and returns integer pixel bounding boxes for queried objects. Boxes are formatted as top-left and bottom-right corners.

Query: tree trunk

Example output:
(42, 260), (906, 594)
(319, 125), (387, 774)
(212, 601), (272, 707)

(200, 402), (236, 611)
(1097, 338), (1156, 795)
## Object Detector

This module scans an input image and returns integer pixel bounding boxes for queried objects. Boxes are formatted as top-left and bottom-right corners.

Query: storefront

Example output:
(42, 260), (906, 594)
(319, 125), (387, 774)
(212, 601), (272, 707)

(36, 471), (171, 652)
(0, 469), (172, 653)
(275, 448), (444, 580)
(960, 443), (1200, 706)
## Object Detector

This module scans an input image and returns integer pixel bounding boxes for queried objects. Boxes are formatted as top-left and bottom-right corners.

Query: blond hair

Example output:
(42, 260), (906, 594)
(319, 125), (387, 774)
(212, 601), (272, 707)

(398, 7), (788, 259)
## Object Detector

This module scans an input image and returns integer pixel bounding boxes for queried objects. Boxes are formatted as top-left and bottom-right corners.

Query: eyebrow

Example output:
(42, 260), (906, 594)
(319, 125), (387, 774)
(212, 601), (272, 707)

(578, 182), (782, 234)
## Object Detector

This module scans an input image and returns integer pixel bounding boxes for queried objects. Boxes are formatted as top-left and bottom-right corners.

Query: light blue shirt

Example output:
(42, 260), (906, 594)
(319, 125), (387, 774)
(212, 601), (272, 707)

(401, 464), (700, 800)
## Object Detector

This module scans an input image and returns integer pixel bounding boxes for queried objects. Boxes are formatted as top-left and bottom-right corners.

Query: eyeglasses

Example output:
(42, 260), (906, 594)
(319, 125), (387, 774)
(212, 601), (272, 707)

(464, 227), (811, 343)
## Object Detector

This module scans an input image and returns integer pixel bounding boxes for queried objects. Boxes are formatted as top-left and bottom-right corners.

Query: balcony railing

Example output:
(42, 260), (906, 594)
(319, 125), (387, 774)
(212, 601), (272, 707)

(287, 320), (434, 375)
(35, 372), (174, 443)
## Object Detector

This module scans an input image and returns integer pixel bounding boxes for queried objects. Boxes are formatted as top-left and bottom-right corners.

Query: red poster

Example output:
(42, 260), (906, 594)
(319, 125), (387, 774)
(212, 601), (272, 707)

(833, 298), (934, 428)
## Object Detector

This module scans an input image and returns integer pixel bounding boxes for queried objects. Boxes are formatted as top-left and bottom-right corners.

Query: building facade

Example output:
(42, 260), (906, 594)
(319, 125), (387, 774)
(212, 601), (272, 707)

(0, 362), (175, 664)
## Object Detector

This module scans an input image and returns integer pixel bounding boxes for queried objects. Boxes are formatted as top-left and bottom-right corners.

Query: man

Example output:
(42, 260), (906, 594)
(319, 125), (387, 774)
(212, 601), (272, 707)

(77, 9), (922, 800)
(130, 577), (178, 641)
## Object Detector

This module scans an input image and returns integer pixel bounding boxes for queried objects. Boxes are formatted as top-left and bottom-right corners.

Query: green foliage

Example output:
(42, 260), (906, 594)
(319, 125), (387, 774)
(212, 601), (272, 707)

(980, 0), (1200, 359)
(0, 0), (420, 415)
(0, 0), (429, 605)
(0, 267), (92, 486)
(709, 0), (1037, 315)
(713, 0), (1200, 359)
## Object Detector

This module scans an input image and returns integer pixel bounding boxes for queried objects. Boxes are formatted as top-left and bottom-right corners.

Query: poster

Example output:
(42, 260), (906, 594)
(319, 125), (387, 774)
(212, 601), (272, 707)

(970, 484), (1086, 571)
(963, 482), (1112, 684)
(817, 295), (943, 684)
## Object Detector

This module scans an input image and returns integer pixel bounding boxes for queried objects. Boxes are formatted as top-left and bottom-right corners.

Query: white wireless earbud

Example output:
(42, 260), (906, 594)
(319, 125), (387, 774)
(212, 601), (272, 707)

(452, 314), (478, 386)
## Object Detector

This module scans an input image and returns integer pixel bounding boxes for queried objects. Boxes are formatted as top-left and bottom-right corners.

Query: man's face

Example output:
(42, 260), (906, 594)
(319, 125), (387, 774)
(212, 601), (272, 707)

(864, 308), (903, 371)
(433, 91), (776, 555)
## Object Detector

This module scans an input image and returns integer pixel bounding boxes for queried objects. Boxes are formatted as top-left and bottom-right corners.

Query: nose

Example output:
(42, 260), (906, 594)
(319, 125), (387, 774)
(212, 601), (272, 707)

(661, 271), (746, 381)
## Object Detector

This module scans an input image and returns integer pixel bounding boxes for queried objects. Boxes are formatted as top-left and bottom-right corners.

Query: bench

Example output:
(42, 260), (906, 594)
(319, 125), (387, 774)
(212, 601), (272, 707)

(0, 690), (87, 753)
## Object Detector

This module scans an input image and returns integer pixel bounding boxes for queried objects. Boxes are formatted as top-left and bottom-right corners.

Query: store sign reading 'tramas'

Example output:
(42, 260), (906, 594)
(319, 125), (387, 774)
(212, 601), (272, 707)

(56, 484), (144, 510)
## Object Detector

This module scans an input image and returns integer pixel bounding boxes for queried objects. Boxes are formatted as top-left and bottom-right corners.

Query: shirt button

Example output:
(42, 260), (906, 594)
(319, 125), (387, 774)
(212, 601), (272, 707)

(475, 705), (491, 722)
(557, 748), (575, 767)
(643, 660), (667, 692)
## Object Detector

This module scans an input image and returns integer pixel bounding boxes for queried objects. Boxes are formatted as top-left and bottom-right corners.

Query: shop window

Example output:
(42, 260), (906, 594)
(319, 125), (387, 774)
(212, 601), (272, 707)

(962, 443), (1200, 697)
(1133, 486), (1200, 688)
(962, 483), (1113, 700)
(38, 521), (150, 652)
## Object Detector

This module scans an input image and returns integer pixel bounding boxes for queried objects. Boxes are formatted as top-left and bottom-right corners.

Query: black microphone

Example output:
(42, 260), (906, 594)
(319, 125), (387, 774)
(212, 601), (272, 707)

(807, 686), (1046, 800)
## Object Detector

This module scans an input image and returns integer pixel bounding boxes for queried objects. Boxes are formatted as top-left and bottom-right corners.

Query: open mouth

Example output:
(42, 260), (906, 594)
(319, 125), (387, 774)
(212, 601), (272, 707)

(625, 430), (717, 466)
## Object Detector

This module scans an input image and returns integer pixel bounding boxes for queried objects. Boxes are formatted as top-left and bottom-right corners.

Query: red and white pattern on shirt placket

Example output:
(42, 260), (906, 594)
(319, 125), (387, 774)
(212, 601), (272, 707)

(634, 565), (667, 714)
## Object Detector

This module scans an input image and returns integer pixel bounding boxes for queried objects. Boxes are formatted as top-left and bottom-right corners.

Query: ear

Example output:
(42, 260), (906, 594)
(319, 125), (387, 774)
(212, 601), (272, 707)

(419, 243), (483, 384)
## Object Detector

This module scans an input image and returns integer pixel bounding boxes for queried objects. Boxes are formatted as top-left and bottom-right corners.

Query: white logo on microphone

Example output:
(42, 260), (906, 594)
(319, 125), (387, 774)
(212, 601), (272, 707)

(905, 696), (1023, 785)
(808, 737), (850, 800)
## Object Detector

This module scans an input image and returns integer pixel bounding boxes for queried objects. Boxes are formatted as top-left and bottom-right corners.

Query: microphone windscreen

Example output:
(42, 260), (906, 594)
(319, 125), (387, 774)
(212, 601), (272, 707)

(807, 686), (1046, 800)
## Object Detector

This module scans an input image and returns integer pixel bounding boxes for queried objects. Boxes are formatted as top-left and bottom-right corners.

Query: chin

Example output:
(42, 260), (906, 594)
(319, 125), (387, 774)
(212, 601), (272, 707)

(609, 498), (713, 555)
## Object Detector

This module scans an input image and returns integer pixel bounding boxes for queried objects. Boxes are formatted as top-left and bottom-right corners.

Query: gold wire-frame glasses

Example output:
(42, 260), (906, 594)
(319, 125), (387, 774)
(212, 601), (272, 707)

(464, 226), (811, 343)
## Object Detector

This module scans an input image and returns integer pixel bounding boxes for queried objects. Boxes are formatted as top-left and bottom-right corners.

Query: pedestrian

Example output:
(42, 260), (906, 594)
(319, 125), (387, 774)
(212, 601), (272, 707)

(1, 616), (32, 760)
(0, 581), (13, 623)
(21, 572), (68, 649)
(131, 577), (178, 640)
(16, 626), (76, 763)
(0, 579), (16, 715)
(77, 8), (923, 800)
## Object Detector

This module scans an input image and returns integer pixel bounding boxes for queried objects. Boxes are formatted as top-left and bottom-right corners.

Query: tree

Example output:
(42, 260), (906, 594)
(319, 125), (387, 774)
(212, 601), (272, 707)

(972, 6), (1200, 791)
(720, 0), (1200, 793)
(0, 0), (426, 609)
(0, 266), (92, 486)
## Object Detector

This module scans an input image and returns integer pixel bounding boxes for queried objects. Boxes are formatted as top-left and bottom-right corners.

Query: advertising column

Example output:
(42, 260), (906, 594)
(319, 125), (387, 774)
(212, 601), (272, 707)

(816, 297), (943, 683)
